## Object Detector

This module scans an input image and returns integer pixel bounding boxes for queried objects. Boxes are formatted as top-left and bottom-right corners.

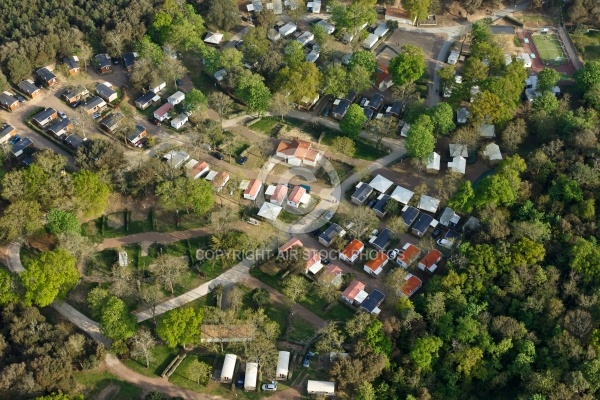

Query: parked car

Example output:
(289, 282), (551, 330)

(70, 101), (81, 108)
(149, 116), (160, 125)
(371, 229), (379, 236)
(58, 111), (67, 119)
(15, 95), (26, 102)
(236, 156), (248, 165)
(261, 382), (278, 391)
(309, 229), (321, 237)
(9, 135), (21, 145)
(111, 57), (120, 65)
(431, 228), (442, 238)
(324, 211), (334, 221)
(92, 112), (102, 119)
(235, 373), (245, 388)
(303, 352), (315, 368)
(176, 79), (183, 86)
(359, 97), (369, 107)
(321, 258), (331, 266)
(213, 151), (225, 160)
(322, 106), (330, 117)
(235, 40), (244, 50)
(389, 248), (399, 260)
(437, 238), (452, 249)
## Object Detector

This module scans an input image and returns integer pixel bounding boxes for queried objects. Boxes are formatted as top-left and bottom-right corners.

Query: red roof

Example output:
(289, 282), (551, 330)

(212, 171), (229, 188)
(341, 239), (364, 260)
(244, 179), (263, 197)
(420, 249), (442, 270)
(402, 274), (422, 298)
(187, 161), (209, 178)
(365, 252), (388, 272)
(272, 184), (288, 203)
(277, 139), (321, 161)
(279, 237), (302, 253)
(154, 102), (173, 117)
(342, 280), (365, 301)
(397, 243), (420, 265)
(288, 186), (306, 204)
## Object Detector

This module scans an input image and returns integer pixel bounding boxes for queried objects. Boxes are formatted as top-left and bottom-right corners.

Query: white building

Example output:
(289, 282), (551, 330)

(426, 152), (440, 172)
(518, 53), (532, 68)
(170, 113), (188, 129)
(307, 380), (335, 396)
(362, 33), (379, 49)
(297, 31), (314, 46)
(276, 351), (290, 380)
(220, 354), (237, 383)
(374, 23), (389, 37)
(447, 50), (460, 65)
(279, 22), (297, 37)
(448, 156), (466, 174)
(244, 362), (258, 391)
(167, 91), (185, 106)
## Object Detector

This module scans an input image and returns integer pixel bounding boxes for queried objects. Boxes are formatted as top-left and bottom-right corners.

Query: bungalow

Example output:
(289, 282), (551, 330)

(297, 31), (314, 46)
(184, 159), (210, 179)
(317, 19), (335, 34)
(244, 363), (258, 391)
(101, 112), (124, 133)
(0, 125), (17, 144)
(390, 186), (414, 205)
(36, 67), (57, 87)
(449, 143), (468, 158)
(362, 33), (379, 49)
(401, 205), (419, 227)
(320, 265), (343, 288)
(412, 214), (435, 237)
(340, 239), (364, 264)
(456, 108), (469, 124)
(220, 354), (237, 383)
(204, 32), (224, 46)
(275, 139), (322, 167)
(307, 380), (335, 397)
(369, 174), (393, 193)
(306, 49), (320, 63)
(448, 156), (466, 174)
(401, 274), (422, 298)
(418, 249), (442, 274)
(341, 280), (368, 304)
(370, 228), (393, 251)
(170, 113), (188, 129)
(351, 182), (373, 205)
(386, 100), (403, 117)
(396, 243), (420, 268)
(517, 52), (532, 68)
(278, 237), (302, 254)
(64, 56), (80, 75)
(11, 137), (33, 158)
(64, 134), (85, 150)
(287, 185), (309, 208)
(441, 229), (460, 249)
(480, 123), (496, 138)
(270, 184), (288, 206)
(439, 207), (460, 228)
(483, 142), (503, 163)
(373, 194), (390, 218)
(374, 23), (389, 37)
(306, 251), (323, 274)
(31, 108), (58, 128)
(94, 54), (113, 74)
(82, 96), (107, 115)
(18, 80), (41, 98)
(127, 125), (147, 146)
(168, 91), (185, 106)
(135, 91), (158, 110)
(243, 179), (263, 201)
(447, 50), (460, 64)
(163, 150), (190, 168)
(426, 152), (440, 172)
(123, 52), (138, 71)
(47, 118), (73, 137)
(279, 22), (297, 37)
(154, 103), (174, 121)
(276, 351), (291, 380)
(63, 86), (89, 105)
(419, 195), (440, 214)
(319, 223), (345, 247)
(364, 252), (388, 277)
(214, 69), (227, 82)
(212, 171), (230, 192)
(332, 99), (351, 120)
(359, 290), (385, 314)
(96, 82), (118, 103)
(367, 93), (384, 112)
(150, 81), (167, 94)
(0, 92), (20, 111)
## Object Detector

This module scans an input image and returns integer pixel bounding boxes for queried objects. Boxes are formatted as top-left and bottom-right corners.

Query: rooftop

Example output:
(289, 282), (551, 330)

(365, 252), (388, 272)
(342, 279), (366, 301)
(341, 239), (364, 260)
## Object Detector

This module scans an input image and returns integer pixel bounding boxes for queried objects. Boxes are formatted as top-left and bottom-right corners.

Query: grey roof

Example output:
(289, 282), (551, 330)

(364, 108), (374, 121)
(351, 183), (373, 203)
(0, 93), (18, 107)
(36, 67), (56, 82)
(402, 206), (419, 227)
(344, 91), (357, 103)
(412, 214), (433, 235)
(11, 137), (33, 154)
(123, 52), (137, 69)
(64, 56), (79, 70)
(444, 229), (460, 241)
(136, 91), (156, 105)
(18, 80), (39, 96)
(373, 194), (390, 215)
(359, 290), (385, 313)
(64, 134), (84, 149)
(319, 223), (344, 244)
(388, 100), (402, 116)
(63, 86), (88, 100)
(47, 118), (72, 134)
(83, 96), (106, 110)
(96, 83), (117, 99)
(490, 25), (515, 35)
(462, 216), (480, 232)
(333, 99), (351, 118)
(127, 124), (146, 141)
(32, 108), (57, 124)
(372, 228), (393, 250)
(94, 54), (111, 68)
(368, 93), (384, 110)
(0, 124), (15, 137)
(101, 113), (124, 130)
(439, 207), (460, 228)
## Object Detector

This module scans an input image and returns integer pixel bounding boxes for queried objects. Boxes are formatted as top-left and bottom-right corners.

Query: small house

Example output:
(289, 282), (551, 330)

(390, 185), (414, 205)
(402, 205), (419, 227)
(439, 207), (460, 228)
(341, 280), (367, 304)
(127, 125), (147, 146)
(270, 184), (288, 206)
(18, 80), (41, 98)
(204, 32), (224, 46)
(31, 108), (58, 128)
(135, 91), (158, 110)
(373, 194), (390, 218)
(82, 96), (107, 115)
(332, 99), (351, 120)
(351, 182), (373, 205)
(362, 33), (379, 49)
(426, 152), (440, 172)
(317, 19), (335, 34)
(418, 249), (442, 274)
(0, 92), (20, 111)
(359, 290), (385, 314)
(448, 156), (466, 174)
(275, 138), (321, 166)
(64, 56), (80, 75)
(94, 54), (113, 74)
(150, 82), (167, 94)
(517, 53), (532, 68)
(63, 86), (89, 105)
(369, 174), (393, 193)
(368, 93), (384, 112)
(297, 31), (314, 46)
(163, 150), (190, 168)
(396, 243), (420, 268)
(364, 252), (388, 277)
(47, 118), (73, 137)
(319, 223), (345, 247)
(243, 179), (263, 201)
(340, 239), (364, 264)
(220, 354), (237, 383)
(0, 125), (17, 144)
(307, 380), (335, 397)
(154, 103), (174, 121)
(412, 214), (435, 237)
(320, 265), (343, 288)
(267, 28), (281, 41)
(167, 91), (185, 106)
(184, 159), (210, 179)
(306, 251), (323, 274)
(370, 228), (393, 251)
(418, 195), (440, 214)
(447, 50), (460, 65)
(11, 137), (33, 158)
(170, 113), (189, 129)
(96, 82), (118, 103)
(123, 52), (138, 71)
(374, 23), (389, 37)
(276, 351), (290, 380)
(376, 66), (393, 91)
(480, 123), (496, 138)
(212, 171), (230, 192)
(244, 362), (258, 391)
(401, 274), (422, 298)
(483, 142), (503, 162)
(456, 108), (469, 124)
(279, 22), (297, 37)
(257, 202), (282, 220)
(449, 143), (468, 158)
(463, 216), (481, 233)
(287, 185), (309, 208)
(278, 237), (302, 254)
(36, 67), (57, 87)
(64, 134), (85, 150)
(386, 100), (403, 117)
(100, 112), (124, 133)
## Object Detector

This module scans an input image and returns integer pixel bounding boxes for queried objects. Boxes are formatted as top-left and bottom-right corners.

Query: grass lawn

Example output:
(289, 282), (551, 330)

(123, 344), (180, 378)
(182, 55), (218, 95)
(279, 209), (302, 224)
(571, 30), (600, 61)
(249, 118), (282, 136)
(74, 370), (143, 400)
(531, 33), (568, 64)
(288, 314), (317, 342)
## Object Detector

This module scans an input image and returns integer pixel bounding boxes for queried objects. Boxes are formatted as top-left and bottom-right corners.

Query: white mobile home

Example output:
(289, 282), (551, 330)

(307, 380), (335, 396)
(244, 362), (258, 391)
(276, 351), (290, 380)
(167, 91), (185, 106)
(220, 354), (237, 383)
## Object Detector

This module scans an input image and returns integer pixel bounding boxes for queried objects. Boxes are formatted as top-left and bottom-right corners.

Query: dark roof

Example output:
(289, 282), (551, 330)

(18, 81), (39, 96)
(83, 96), (106, 110)
(0, 124), (15, 137)
(359, 290), (385, 313)
(64, 56), (79, 70)
(94, 54), (112, 68)
(36, 67), (56, 82)
(47, 118), (72, 134)
(101, 113), (124, 130)
(319, 223), (344, 244)
(490, 25), (515, 35)
(444, 229), (460, 240)
(351, 183), (373, 203)
(388, 100), (402, 116)
(136, 91), (156, 105)
(413, 214), (434, 234)
(373, 194), (390, 214)
(64, 134), (85, 149)
(0, 93), (18, 106)
(364, 108), (374, 122)
(96, 83), (116, 99)
(372, 228), (393, 250)
(368, 93), (384, 110)
(402, 206), (419, 227)
(123, 52), (137, 68)
(127, 124), (146, 141)
(12, 137), (33, 154)
(63, 86), (88, 100)
(21, 155), (34, 166)
(333, 99), (351, 117)
(344, 91), (357, 103)
(32, 108), (57, 124)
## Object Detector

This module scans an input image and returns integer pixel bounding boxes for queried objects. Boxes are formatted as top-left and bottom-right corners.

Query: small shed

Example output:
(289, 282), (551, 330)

(307, 380), (335, 396)
(297, 31), (314, 46)
(276, 351), (290, 380)
(317, 19), (335, 34)
(204, 32), (224, 45)
(168, 91), (185, 106)
(332, 99), (351, 120)
(401, 205), (419, 227)
(368, 174), (393, 193)
(279, 22), (297, 37)
(483, 143), (503, 162)
(426, 152), (440, 172)
(448, 156), (466, 174)
(220, 354), (237, 383)
(412, 214), (436, 237)
(456, 108), (469, 124)
(418, 195), (440, 214)
(170, 113), (189, 129)
(359, 290), (385, 314)
(154, 103), (174, 121)
(480, 124), (496, 138)
(449, 143), (468, 158)
(258, 202), (282, 220)
(374, 23), (389, 37)
(244, 362), (258, 391)
(351, 182), (373, 205)
(362, 33), (379, 49)
(390, 186), (414, 205)
(518, 53), (532, 68)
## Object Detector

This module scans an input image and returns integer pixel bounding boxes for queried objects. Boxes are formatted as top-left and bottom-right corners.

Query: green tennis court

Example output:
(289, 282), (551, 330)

(532, 33), (568, 65)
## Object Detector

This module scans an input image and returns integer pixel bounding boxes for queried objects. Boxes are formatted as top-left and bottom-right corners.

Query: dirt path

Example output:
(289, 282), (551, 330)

(97, 226), (212, 250)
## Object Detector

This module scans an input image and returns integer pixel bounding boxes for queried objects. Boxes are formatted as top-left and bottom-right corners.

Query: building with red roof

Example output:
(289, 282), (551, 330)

(341, 280), (367, 304)
(339, 239), (364, 264)
(364, 252), (389, 277)
(243, 179), (263, 201)
(418, 249), (442, 274)
(396, 243), (420, 269)
(401, 273), (422, 298)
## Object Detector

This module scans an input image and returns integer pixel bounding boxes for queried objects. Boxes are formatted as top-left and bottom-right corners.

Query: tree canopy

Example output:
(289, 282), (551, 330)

(389, 45), (426, 87)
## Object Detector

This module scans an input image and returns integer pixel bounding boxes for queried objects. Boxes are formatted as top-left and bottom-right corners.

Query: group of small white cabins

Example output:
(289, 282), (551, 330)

(160, 149), (232, 192)
(135, 88), (189, 130)
(218, 352), (335, 396)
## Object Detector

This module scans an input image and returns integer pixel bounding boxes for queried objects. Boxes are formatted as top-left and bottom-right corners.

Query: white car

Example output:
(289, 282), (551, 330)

(437, 238), (452, 249)
(389, 248), (399, 260)
(324, 211), (334, 220)
(92, 112), (102, 119)
(262, 381), (277, 391)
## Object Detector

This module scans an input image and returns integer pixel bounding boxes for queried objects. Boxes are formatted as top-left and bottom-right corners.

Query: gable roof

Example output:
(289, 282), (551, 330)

(373, 194), (390, 214)
(420, 249), (442, 270)
(123, 52), (137, 68)
(341, 239), (363, 260)
(351, 182), (373, 202)
(397, 243), (420, 265)
(244, 179), (263, 197)
(372, 228), (393, 249)
(272, 184), (288, 203)
(64, 56), (80, 70)
(96, 82), (117, 98)
(0, 92), (19, 107)
(47, 118), (72, 134)
(279, 237), (303, 253)
(154, 102), (173, 117)
(277, 139), (315, 159)
(390, 186), (414, 204)
(321, 265), (342, 283)
(439, 207), (460, 227)
(18, 80), (39, 96)
(418, 195), (440, 213)
(342, 280), (366, 301)
(127, 124), (147, 142)
(36, 67), (56, 82)
(360, 289), (385, 313)
(83, 96), (106, 111)
(63, 86), (88, 100)
(101, 112), (124, 129)
(319, 223), (344, 244)
(64, 134), (84, 148)
(369, 174), (393, 193)
(401, 274), (422, 298)
(258, 202), (282, 220)
(402, 205), (419, 226)
(412, 213), (434, 234)
(426, 152), (440, 170)
(0, 124), (15, 137)
(184, 160), (209, 178)
(136, 91), (156, 105)
(95, 53), (111, 68)
(365, 252), (388, 272)
(306, 251), (322, 273)
(32, 108), (57, 123)
(288, 185), (306, 204)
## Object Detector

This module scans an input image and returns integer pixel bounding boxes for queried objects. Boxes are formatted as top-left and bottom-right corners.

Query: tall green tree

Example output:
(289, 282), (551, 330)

(156, 177), (214, 215)
(0, 200), (44, 241)
(204, 0), (240, 31)
(348, 50), (377, 77)
(0, 268), (18, 305)
(471, 90), (510, 124)
(429, 102), (455, 136)
(235, 73), (271, 115)
(340, 104), (367, 138)
(72, 170), (110, 218)
(389, 45), (426, 87)
(404, 0), (431, 21)
(575, 60), (600, 94)
(406, 114), (435, 160)
(183, 89), (207, 114)
(46, 209), (80, 235)
(275, 62), (323, 103)
(156, 307), (204, 348)
(99, 296), (137, 341)
(537, 68), (560, 93)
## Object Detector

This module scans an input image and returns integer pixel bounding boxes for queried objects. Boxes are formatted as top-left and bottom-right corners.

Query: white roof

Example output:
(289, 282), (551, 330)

(307, 380), (335, 394)
(279, 22), (297, 36)
(504, 53), (512, 65)
(362, 33), (379, 49)
(308, 261), (323, 274)
(317, 19), (335, 34)
(306, 50), (320, 63)
(297, 31), (315, 45)
(252, 0), (263, 11)
(300, 193), (311, 204)
(168, 91), (185, 102)
(171, 113), (188, 125)
(374, 23), (389, 37)
(483, 143), (503, 161)
(449, 143), (468, 158)
(400, 122), (410, 137)
(214, 69), (227, 81)
(204, 32), (224, 45)
(426, 152), (440, 170)
(244, 362), (258, 389)
(239, 180), (250, 190)
(354, 289), (368, 304)
(276, 351), (290, 378)
(221, 354), (237, 381)
(273, 0), (283, 13)
(448, 156), (466, 174)
(205, 170), (219, 181)
(246, 3), (254, 11)
(311, 0), (321, 13)
(258, 202), (282, 220)
(390, 186), (414, 205)
(518, 53), (532, 67)
(480, 124), (495, 138)
(265, 184), (277, 196)
(369, 174), (393, 193)
(418, 195), (440, 213)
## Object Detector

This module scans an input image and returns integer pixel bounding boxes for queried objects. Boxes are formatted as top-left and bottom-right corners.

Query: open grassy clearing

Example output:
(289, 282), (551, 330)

(531, 33), (567, 64)
(73, 370), (143, 400)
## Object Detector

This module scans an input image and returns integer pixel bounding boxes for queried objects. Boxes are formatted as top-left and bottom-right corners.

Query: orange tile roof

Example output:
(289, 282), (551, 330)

(365, 252), (388, 272)
(244, 179), (263, 197)
(305, 149), (320, 161)
(277, 139), (317, 160)
(272, 184), (288, 203)
(306, 251), (321, 270)
(420, 249), (442, 270)
(402, 274), (422, 298)
(279, 237), (302, 253)
(341, 239), (364, 260)
(342, 279), (365, 301)
(212, 171), (229, 188)
(188, 161), (209, 178)
(397, 244), (420, 265)
(288, 186), (306, 204)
